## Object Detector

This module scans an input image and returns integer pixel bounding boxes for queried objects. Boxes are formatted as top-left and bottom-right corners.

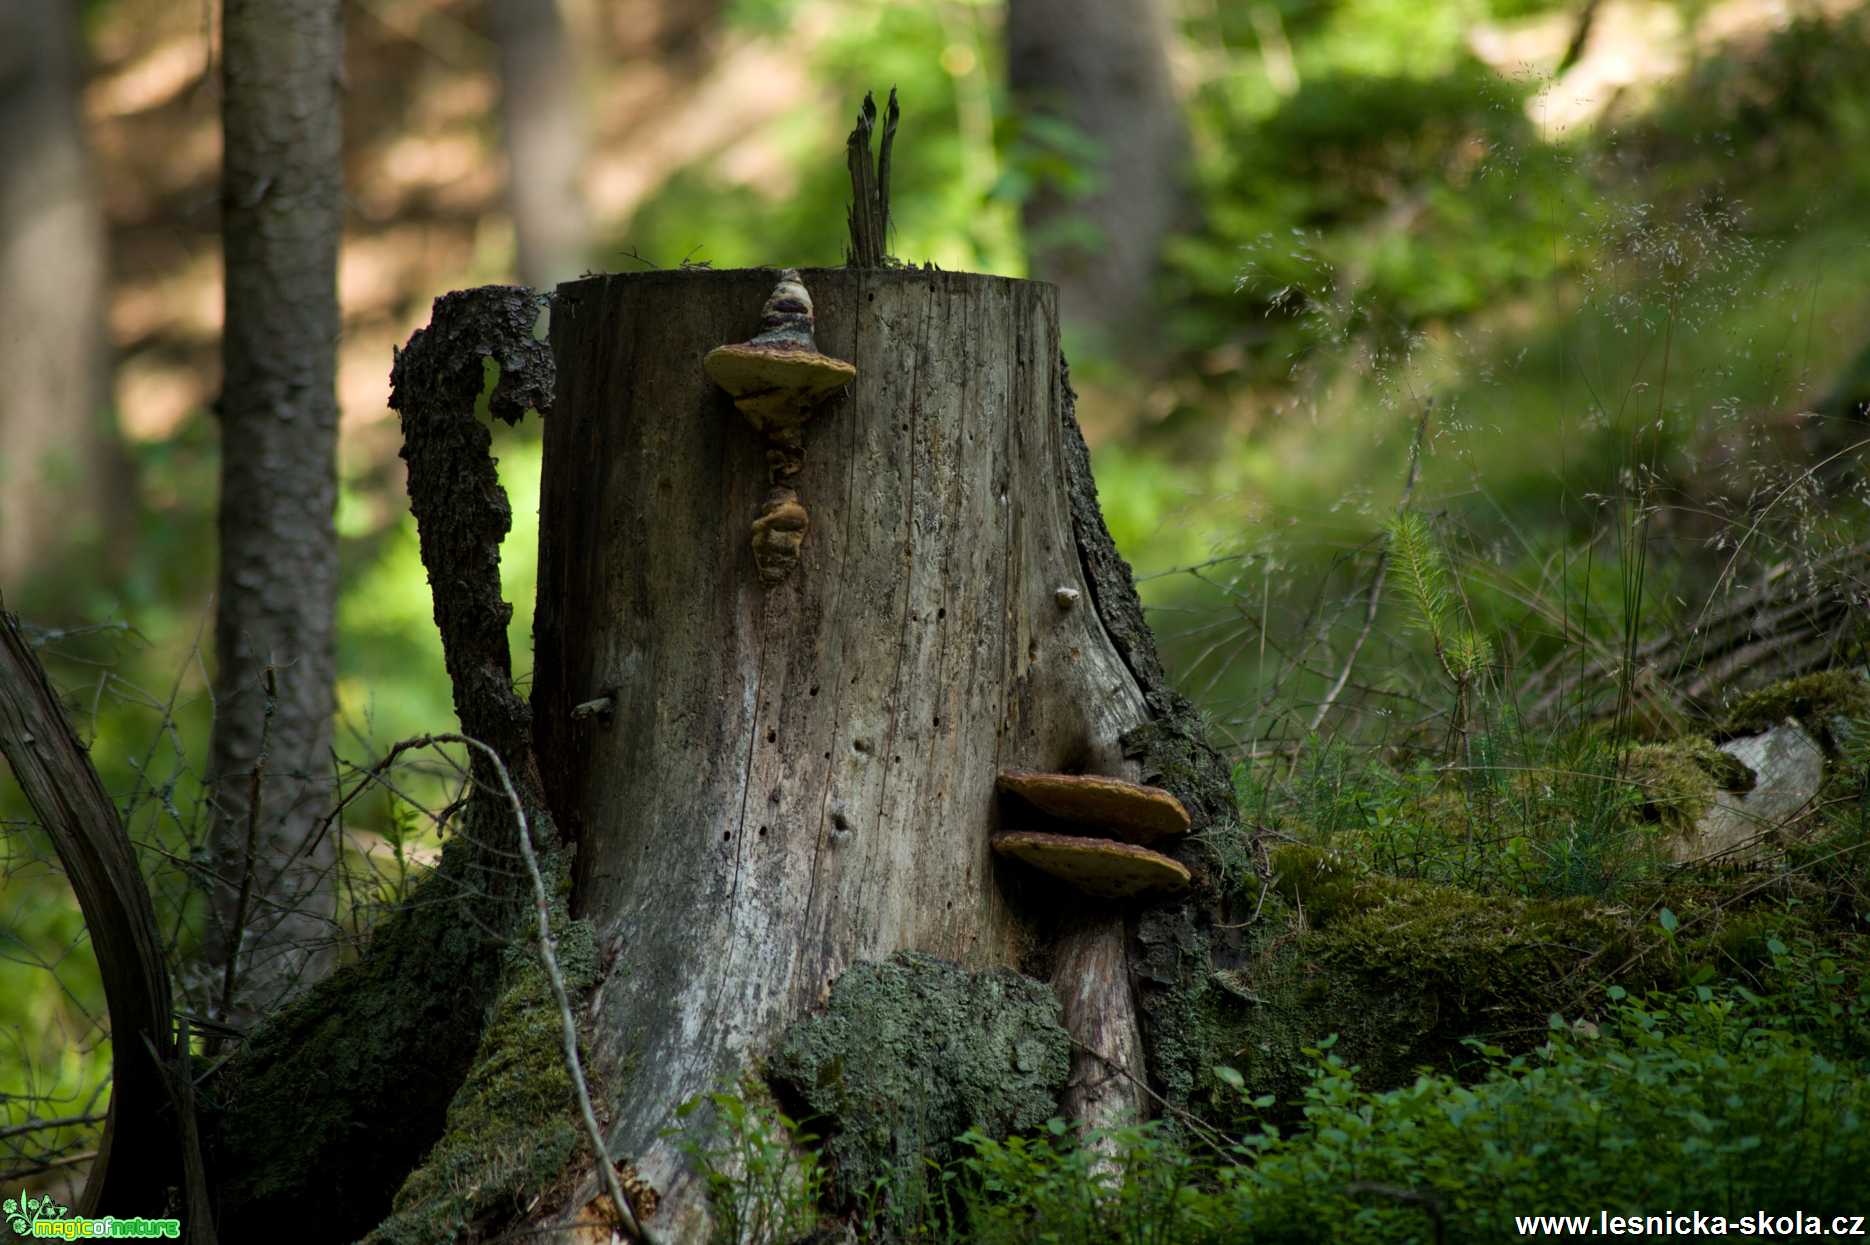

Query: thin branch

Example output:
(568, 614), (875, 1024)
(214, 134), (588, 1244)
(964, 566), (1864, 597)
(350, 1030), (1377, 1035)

(0, 1113), (104, 1143)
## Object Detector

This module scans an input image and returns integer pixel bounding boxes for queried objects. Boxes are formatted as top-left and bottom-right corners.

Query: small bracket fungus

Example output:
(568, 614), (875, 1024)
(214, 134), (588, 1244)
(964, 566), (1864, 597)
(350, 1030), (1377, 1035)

(750, 487), (810, 586)
(991, 831), (1190, 900)
(569, 694), (615, 722)
(995, 769), (1191, 846)
(704, 269), (857, 586)
(1054, 587), (1081, 611)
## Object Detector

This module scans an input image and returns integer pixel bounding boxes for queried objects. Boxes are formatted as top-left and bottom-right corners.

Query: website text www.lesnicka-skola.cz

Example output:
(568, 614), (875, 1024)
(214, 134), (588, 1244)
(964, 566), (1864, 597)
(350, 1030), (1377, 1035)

(1515, 1211), (1868, 1238)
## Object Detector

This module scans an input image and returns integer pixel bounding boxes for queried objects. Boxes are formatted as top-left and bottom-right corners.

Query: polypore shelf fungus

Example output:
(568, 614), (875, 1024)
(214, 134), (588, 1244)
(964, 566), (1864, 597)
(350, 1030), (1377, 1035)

(703, 268), (857, 585)
(992, 770), (1193, 899)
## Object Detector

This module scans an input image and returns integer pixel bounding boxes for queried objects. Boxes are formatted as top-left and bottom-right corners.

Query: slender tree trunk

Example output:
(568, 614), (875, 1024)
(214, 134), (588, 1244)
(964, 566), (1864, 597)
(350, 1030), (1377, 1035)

(205, 0), (344, 1030)
(0, 3), (124, 586)
(489, 0), (592, 289)
(1006, 0), (1188, 347)
(532, 268), (1174, 1238)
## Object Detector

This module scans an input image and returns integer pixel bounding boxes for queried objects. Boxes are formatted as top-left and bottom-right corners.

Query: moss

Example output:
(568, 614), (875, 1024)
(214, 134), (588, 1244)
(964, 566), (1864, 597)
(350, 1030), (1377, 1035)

(365, 855), (601, 1245)
(212, 795), (532, 1243)
(1187, 846), (1657, 1132)
(765, 951), (1069, 1207)
(1131, 903), (1211, 1110)
(1623, 737), (1756, 835)
(1718, 670), (1870, 749)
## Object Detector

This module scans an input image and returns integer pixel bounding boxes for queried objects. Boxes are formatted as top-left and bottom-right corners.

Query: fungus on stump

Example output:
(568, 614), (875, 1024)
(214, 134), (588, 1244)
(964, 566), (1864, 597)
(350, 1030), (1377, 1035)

(531, 264), (1224, 1238)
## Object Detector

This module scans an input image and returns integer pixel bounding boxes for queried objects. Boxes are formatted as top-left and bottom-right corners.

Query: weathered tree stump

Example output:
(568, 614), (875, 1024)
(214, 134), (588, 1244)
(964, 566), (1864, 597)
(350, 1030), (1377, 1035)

(532, 267), (1196, 1236)
(207, 270), (1228, 1245)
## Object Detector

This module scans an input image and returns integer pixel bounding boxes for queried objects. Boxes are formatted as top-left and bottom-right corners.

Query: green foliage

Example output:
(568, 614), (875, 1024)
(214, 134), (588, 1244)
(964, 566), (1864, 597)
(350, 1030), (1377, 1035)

(691, 980), (1869, 1243)
(1236, 732), (1669, 899)
(675, 1087), (829, 1245)
(1386, 511), (1492, 687)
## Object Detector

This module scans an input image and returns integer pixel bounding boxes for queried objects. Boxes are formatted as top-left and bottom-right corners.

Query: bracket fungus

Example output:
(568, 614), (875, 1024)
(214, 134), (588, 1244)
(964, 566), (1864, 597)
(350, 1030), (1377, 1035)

(704, 268), (857, 585)
(992, 831), (1190, 900)
(991, 770), (1192, 899)
(995, 769), (1191, 846)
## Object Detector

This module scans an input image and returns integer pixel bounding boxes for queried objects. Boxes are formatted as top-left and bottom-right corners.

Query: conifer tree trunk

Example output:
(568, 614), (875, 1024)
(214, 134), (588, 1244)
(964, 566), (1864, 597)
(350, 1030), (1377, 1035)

(205, 0), (344, 1029)
(0, 2), (123, 584)
(1007, 0), (1188, 347)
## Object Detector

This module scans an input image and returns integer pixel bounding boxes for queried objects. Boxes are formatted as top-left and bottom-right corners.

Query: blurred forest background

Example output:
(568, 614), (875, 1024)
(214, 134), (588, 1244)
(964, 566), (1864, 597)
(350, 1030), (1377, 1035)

(3, 0), (1869, 1195)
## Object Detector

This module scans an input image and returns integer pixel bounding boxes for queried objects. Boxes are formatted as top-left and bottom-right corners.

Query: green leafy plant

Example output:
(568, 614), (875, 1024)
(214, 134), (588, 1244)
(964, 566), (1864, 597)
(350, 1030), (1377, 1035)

(673, 1088), (827, 1245)
(1387, 511), (1493, 744)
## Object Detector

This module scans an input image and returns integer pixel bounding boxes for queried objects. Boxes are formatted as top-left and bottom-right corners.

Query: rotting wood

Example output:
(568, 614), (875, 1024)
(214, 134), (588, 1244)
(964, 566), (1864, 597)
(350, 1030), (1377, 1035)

(1519, 539), (1868, 722)
(844, 89), (899, 268)
(534, 267), (1164, 1238)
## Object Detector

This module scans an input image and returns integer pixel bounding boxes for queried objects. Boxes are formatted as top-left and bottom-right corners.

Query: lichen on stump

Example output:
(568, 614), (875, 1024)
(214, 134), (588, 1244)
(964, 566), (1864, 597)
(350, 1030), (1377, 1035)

(765, 952), (1070, 1206)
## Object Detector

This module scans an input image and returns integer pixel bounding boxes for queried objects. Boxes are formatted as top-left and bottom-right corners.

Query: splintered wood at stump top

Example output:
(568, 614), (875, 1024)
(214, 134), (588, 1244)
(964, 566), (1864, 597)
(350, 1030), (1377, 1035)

(531, 267), (1158, 1236)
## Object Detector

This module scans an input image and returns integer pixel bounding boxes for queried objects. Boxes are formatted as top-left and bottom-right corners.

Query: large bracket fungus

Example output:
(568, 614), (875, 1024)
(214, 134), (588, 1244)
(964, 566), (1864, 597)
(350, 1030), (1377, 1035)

(703, 268), (857, 585)
(991, 770), (1192, 898)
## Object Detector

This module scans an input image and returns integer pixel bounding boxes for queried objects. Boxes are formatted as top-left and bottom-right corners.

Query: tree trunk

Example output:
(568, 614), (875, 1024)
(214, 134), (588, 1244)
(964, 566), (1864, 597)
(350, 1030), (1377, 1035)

(205, 0), (344, 1031)
(1006, 0), (1188, 348)
(0, 2), (124, 586)
(489, 0), (592, 288)
(532, 267), (1175, 1237)
(204, 270), (1229, 1244)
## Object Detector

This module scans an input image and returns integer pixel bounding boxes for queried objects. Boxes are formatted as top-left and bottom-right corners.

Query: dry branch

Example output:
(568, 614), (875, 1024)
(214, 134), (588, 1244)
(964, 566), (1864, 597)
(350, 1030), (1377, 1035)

(0, 604), (181, 1214)
(1519, 539), (1868, 721)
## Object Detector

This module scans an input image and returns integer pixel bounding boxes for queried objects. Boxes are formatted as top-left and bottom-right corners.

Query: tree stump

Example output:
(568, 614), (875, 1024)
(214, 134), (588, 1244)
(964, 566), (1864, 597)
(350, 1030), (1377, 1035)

(533, 267), (1179, 1236)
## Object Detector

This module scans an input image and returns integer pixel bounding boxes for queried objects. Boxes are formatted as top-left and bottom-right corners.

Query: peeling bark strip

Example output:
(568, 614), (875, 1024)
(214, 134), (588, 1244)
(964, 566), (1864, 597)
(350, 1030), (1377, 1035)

(536, 268), (1188, 1238)
(215, 288), (554, 1244)
(0, 609), (180, 1216)
(390, 283), (554, 769)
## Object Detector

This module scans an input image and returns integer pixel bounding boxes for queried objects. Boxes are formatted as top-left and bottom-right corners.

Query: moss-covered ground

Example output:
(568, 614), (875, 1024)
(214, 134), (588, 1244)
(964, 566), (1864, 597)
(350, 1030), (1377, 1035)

(1173, 670), (1870, 1139)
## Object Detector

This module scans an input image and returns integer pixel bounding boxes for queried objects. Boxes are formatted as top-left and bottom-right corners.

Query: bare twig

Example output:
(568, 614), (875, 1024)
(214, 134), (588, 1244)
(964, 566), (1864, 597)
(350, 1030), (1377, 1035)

(0, 1113), (105, 1143)
(0, 1149), (99, 1181)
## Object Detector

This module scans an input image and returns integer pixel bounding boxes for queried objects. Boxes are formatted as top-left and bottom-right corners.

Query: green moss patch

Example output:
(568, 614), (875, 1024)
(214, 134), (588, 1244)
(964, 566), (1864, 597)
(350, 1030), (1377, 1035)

(1189, 846), (1657, 1131)
(212, 797), (532, 1243)
(1623, 737), (1756, 835)
(364, 856), (601, 1245)
(1718, 670), (1870, 748)
(766, 951), (1069, 1207)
